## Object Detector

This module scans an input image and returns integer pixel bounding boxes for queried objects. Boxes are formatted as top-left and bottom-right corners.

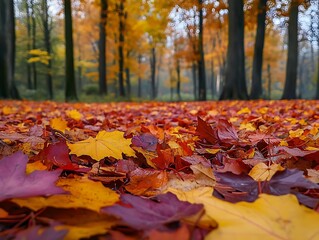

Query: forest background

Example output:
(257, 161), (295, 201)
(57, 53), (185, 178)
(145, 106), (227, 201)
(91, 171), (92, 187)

(0, 0), (319, 102)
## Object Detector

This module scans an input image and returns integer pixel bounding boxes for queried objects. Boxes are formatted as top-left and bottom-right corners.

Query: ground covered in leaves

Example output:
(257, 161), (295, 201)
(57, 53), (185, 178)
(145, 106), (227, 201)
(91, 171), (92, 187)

(0, 100), (319, 240)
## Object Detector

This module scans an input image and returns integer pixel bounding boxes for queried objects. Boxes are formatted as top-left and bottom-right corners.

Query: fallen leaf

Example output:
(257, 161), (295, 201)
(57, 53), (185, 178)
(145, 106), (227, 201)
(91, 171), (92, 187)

(50, 117), (69, 132)
(101, 192), (203, 231)
(125, 168), (168, 196)
(0, 208), (8, 218)
(0, 151), (65, 202)
(132, 133), (158, 151)
(66, 109), (82, 120)
(170, 187), (319, 240)
(13, 225), (68, 240)
(12, 177), (119, 212)
(249, 163), (285, 181)
(307, 169), (319, 183)
(68, 130), (135, 160)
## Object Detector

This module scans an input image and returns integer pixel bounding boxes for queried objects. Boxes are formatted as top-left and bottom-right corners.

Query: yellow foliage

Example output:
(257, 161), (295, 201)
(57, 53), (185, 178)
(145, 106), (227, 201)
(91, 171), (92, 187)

(249, 163), (285, 181)
(67, 130), (136, 160)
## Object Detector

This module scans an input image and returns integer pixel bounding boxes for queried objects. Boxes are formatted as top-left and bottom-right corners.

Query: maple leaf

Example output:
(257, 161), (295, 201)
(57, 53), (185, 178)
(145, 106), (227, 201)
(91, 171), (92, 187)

(0, 151), (65, 202)
(50, 117), (69, 132)
(213, 169), (319, 208)
(101, 192), (203, 231)
(196, 117), (218, 144)
(12, 177), (119, 212)
(216, 118), (239, 144)
(248, 163), (285, 181)
(67, 130), (135, 160)
(132, 133), (158, 151)
(171, 187), (319, 240)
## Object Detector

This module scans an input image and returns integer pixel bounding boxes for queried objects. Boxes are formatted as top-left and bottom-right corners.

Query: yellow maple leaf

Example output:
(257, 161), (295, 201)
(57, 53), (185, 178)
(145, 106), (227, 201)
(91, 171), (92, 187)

(67, 130), (135, 160)
(170, 187), (319, 240)
(12, 177), (119, 212)
(66, 109), (82, 120)
(249, 163), (285, 181)
(50, 117), (69, 132)
(289, 129), (304, 138)
(239, 122), (256, 131)
(237, 107), (251, 115)
(2, 106), (17, 115)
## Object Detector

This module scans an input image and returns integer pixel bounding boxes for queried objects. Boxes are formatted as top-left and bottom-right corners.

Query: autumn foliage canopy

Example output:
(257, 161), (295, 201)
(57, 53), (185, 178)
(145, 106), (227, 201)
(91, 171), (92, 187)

(0, 100), (319, 239)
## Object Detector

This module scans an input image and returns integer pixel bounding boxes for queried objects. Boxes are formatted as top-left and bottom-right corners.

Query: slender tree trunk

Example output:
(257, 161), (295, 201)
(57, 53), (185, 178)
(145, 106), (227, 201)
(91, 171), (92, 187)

(26, 0), (32, 89)
(125, 67), (131, 99)
(42, 0), (53, 99)
(150, 47), (156, 99)
(176, 59), (181, 101)
(138, 54), (142, 98)
(99, 0), (108, 95)
(0, 0), (19, 99)
(30, 0), (37, 89)
(282, 0), (299, 99)
(118, 0), (125, 97)
(192, 62), (198, 100)
(64, 0), (78, 101)
(250, 0), (267, 99)
(219, 0), (248, 100)
(198, 0), (206, 101)
(211, 59), (215, 98)
(267, 64), (271, 99)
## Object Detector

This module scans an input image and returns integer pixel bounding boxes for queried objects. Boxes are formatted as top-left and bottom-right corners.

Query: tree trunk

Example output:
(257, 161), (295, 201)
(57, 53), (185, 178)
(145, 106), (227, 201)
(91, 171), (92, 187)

(26, 0), (32, 89)
(99, 0), (108, 95)
(176, 59), (181, 101)
(0, 0), (19, 99)
(282, 0), (299, 100)
(315, 3), (319, 100)
(125, 67), (131, 99)
(267, 64), (271, 99)
(150, 47), (156, 99)
(211, 59), (215, 98)
(138, 54), (142, 98)
(30, 0), (37, 89)
(118, 0), (125, 97)
(192, 62), (198, 100)
(64, 0), (78, 101)
(250, 0), (267, 99)
(42, 0), (53, 99)
(198, 0), (206, 101)
(219, 0), (248, 100)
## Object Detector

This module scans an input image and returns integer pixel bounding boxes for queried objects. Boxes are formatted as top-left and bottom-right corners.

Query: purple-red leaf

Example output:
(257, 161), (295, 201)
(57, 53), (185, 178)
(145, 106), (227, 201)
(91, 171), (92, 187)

(101, 192), (203, 230)
(0, 151), (66, 201)
(196, 117), (218, 144)
(214, 169), (319, 208)
(132, 133), (158, 151)
(217, 119), (239, 143)
(12, 225), (68, 240)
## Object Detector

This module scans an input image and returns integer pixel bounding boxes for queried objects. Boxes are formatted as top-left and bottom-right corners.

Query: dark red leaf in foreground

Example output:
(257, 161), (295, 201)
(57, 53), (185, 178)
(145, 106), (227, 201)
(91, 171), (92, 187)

(214, 169), (319, 208)
(196, 117), (218, 144)
(42, 140), (79, 170)
(13, 225), (68, 240)
(101, 192), (203, 230)
(0, 151), (66, 201)
(217, 119), (239, 144)
(132, 133), (158, 151)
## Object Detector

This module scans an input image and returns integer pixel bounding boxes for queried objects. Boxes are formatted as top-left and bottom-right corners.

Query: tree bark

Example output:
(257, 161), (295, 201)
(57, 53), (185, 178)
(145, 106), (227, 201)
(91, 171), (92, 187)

(198, 0), (206, 101)
(64, 0), (78, 101)
(282, 0), (299, 99)
(30, 0), (37, 89)
(26, 0), (32, 89)
(176, 59), (181, 101)
(219, 0), (248, 100)
(118, 0), (125, 97)
(0, 0), (20, 99)
(42, 0), (53, 99)
(192, 62), (198, 100)
(99, 0), (108, 95)
(250, 0), (267, 99)
(138, 54), (142, 98)
(150, 47), (156, 99)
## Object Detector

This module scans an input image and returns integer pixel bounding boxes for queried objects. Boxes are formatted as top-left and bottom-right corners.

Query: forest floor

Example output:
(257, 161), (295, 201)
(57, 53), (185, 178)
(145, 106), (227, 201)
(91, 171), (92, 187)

(0, 99), (319, 239)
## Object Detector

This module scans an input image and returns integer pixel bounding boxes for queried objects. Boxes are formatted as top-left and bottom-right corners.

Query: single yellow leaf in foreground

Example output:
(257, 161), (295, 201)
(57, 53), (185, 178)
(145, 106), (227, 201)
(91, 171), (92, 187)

(66, 109), (82, 120)
(50, 117), (69, 132)
(67, 130), (136, 160)
(170, 187), (319, 240)
(249, 163), (285, 181)
(12, 177), (119, 212)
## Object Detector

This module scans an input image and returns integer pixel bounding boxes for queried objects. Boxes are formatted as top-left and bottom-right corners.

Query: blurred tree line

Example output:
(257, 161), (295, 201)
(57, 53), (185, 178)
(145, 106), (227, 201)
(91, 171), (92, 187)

(0, 0), (318, 101)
